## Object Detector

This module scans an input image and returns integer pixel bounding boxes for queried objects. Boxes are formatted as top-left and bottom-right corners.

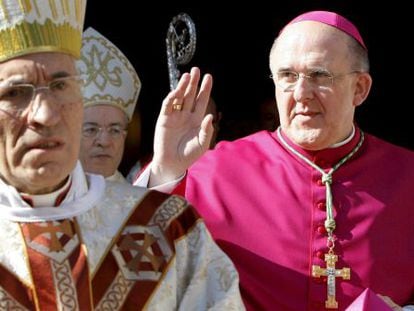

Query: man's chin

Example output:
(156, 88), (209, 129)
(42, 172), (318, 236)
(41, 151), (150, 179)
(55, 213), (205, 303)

(14, 162), (73, 191)
(289, 128), (324, 150)
(11, 173), (68, 194)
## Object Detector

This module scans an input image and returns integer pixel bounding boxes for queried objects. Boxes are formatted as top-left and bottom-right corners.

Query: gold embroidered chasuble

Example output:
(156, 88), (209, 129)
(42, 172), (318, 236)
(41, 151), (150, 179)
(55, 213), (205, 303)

(0, 166), (243, 310)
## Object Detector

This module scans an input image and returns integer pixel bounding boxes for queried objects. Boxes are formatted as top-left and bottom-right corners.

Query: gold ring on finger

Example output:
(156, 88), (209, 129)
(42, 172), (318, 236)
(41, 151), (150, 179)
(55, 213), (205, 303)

(172, 103), (183, 111)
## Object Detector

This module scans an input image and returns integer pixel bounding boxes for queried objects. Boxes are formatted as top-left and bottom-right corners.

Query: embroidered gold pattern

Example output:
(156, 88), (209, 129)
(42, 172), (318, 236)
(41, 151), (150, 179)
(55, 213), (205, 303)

(81, 44), (122, 91)
(119, 233), (165, 273)
(17, 0), (29, 13)
(51, 260), (79, 310)
(112, 225), (173, 281)
(27, 220), (73, 252)
(0, 20), (82, 62)
(48, 0), (57, 20)
(78, 31), (141, 113)
(95, 271), (134, 311)
(75, 0), (81, 24)
(62, 0), (69, 17)
(150, 195), (187, 230)
(215, 264), (237, 292)
(0, 287), (29, 310)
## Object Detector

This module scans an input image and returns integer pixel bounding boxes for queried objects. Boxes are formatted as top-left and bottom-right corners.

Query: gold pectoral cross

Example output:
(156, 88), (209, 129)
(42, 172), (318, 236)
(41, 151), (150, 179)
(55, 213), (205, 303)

(312, 253), (351, 309)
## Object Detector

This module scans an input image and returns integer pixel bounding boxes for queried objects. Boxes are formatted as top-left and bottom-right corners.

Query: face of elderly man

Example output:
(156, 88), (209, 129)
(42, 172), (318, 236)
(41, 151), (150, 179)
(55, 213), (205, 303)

(0, 52), (83, 194)
(79, 104), (128, 178)
(270, 21), (372, 150)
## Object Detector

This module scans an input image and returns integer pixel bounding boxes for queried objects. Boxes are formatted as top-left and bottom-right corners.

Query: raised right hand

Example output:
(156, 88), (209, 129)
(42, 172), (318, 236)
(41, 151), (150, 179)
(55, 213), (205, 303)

(149, 67), (214, 187)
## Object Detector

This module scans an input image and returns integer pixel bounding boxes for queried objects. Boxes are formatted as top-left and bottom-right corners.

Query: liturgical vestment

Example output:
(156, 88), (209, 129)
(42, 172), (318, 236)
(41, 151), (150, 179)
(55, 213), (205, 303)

(0, 162), (244, 310)
(179, 127), (414, 310)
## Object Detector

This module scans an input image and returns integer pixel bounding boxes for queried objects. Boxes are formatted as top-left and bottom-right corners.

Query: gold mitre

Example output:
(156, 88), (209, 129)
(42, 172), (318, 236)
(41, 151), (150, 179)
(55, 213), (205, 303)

(77, 27), (141, 121)
(0, 0), (87, 62)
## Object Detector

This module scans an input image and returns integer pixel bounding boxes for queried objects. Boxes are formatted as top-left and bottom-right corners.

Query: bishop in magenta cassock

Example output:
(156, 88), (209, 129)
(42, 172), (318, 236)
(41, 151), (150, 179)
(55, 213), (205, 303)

(134, 10), (414, 311)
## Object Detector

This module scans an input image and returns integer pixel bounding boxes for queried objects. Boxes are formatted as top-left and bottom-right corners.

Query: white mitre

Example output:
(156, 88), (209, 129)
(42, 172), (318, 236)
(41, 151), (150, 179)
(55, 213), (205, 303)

(76, 27), (141, 121)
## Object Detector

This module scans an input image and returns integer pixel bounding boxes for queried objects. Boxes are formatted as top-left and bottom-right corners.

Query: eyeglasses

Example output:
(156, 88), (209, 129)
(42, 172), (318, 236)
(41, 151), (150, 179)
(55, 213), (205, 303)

(82, 124), (127, 139)
(271, 70), (360, 91)
(0, 75), (84, 117)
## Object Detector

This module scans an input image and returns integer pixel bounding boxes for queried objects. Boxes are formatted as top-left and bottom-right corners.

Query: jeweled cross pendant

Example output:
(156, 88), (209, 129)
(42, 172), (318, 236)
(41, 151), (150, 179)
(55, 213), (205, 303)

(312, 253), (351, 309)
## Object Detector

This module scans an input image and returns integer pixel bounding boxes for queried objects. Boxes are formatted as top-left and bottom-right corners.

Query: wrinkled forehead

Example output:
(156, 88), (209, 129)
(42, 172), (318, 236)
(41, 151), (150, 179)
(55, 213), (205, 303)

(0, 52), (77, 81)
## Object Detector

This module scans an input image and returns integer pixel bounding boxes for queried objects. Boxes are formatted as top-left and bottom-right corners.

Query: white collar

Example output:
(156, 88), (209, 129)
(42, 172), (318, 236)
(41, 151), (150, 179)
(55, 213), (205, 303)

(20, 175), (72, 207)
(329, 125), (355, 148)
(0, 161), (105, 222)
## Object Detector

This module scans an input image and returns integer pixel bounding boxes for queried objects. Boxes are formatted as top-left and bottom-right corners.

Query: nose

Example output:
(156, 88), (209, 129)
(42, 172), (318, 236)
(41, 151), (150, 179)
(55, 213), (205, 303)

(292, 75), (314, 103)
(94, 129), (113, 146)
(27, 91), (61, 126)
(295, 74), (316, 88)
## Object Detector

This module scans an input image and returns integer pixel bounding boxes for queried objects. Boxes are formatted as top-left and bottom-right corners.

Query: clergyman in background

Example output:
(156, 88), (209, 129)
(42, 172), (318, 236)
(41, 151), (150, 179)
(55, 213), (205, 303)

(78, 27), (141, 182)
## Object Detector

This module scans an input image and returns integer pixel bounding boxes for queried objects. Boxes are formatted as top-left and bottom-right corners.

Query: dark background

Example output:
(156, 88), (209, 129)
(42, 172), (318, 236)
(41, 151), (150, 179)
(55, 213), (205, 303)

(84, 2), (413, 174)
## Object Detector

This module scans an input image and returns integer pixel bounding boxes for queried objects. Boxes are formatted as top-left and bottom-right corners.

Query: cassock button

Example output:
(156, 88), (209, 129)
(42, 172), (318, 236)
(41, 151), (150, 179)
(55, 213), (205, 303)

(317, 202), (326, 211)
(317, 225), (327, 235)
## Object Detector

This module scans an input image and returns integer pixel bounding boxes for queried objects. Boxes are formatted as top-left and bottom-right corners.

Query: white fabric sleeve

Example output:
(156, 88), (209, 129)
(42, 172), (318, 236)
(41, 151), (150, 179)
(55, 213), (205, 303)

(403, 306), (414, 310)
(132, 162), (185, 193)
(175, 222), (246, 310)
(145, 220), (245, 310)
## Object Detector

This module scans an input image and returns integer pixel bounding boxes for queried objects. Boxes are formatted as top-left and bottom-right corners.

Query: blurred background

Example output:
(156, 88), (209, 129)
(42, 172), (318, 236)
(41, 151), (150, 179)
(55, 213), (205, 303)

(85, 1), (412, 174)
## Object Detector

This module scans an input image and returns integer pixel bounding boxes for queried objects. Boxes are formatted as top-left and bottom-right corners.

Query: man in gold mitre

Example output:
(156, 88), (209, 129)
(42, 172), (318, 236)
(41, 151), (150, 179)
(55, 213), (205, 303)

(0, 1), (244, 309)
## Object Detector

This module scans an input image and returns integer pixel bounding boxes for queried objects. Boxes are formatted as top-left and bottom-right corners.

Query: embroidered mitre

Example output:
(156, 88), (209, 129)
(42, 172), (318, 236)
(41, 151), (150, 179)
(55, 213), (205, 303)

(0, 0), (86, 62)
(76, 27), (141, 121)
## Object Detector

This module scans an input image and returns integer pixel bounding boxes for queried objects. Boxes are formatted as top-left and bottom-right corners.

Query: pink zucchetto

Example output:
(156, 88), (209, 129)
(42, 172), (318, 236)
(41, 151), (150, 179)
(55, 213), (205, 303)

(285, 11), (367, 50)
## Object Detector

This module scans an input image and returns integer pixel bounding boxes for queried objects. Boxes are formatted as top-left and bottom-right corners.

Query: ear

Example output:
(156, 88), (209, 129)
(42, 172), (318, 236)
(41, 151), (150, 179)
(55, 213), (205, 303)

(353, 72), (372, 107)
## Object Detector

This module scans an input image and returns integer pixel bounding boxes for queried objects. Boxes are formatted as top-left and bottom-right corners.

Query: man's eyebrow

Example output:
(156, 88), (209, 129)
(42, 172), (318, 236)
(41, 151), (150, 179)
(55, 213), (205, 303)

(83, 122), (126, 128)
(277, 67), (293, 72)
(0, 72), (74, 86)
(83, 122), (99, 126)
(307, 67), (331, 73)
(108, 122), (125, 127)
(50, 71), (72, 79)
